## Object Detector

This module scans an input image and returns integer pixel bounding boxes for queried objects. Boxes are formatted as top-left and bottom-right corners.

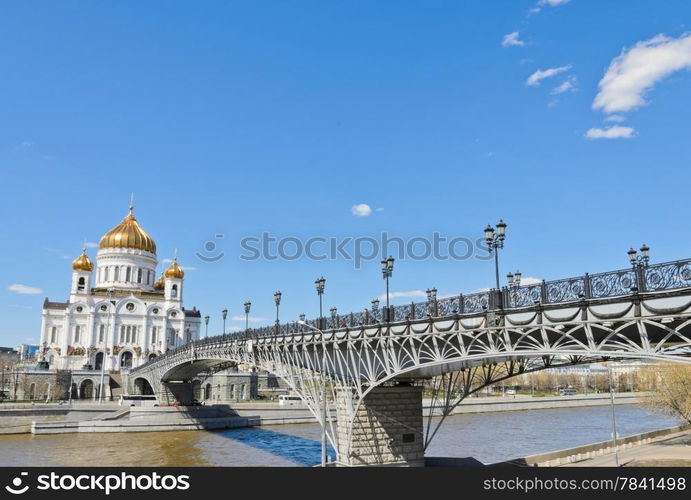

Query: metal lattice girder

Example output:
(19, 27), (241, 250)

(127, 290), (691, 463)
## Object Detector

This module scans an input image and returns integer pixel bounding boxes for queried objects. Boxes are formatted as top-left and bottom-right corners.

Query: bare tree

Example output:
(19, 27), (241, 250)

(640, 363), (691, 424)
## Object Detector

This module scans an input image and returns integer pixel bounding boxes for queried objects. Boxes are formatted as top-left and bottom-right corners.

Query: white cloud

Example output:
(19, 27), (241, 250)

(16, 140), (34, 150)
(84, 241), (99, 248)
(375, 207), (385, 212)
(585, 126), (636, 139)
(551, 77), (577, 94)
(604, 114), (626, 122)
(539, 0), (570, 5)
(593, 33), (691, 114)
(526, 65), (572, 86)
(530, 0), (571, 14)
(519, 277), (544, 286)
(8, 284), (43, 295)
(351, 203), (373, 217)
(502, 32), (525, 48)
(231, 315), (269, 323)
(377, 290), (427, 301)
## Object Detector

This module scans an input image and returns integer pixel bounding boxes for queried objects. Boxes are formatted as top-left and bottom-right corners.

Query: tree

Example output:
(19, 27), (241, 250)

(640, 363), (691, 424)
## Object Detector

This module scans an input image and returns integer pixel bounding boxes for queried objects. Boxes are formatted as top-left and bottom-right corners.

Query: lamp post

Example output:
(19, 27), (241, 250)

(274, 291), (282, 333)
(330, 307), (337, 328)
(315, 277), (326, 329)
(298, 320), (330, 467)
(506, 270), (522, 288)
(100, 287), (114, 404)
(222, 309), (228, 336)
(426, 288), (437, 316)
(484, 220), (507, 292)
(244, 302), (252, 333)
(371, 298), (380, 323)
(608, 366), (620, 466)
(627, 244), (650, 268)
(627, 244), (650, 292)
(381, 256), (395, 321)
(204, 316), (209, 338)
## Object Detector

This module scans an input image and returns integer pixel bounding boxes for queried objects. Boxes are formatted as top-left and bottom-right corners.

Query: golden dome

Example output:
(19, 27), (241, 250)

(72, 249), (94, 272)
(99, 205), (156, 254)
(164, 258), (184, 279)
(153, 274), (165, 290)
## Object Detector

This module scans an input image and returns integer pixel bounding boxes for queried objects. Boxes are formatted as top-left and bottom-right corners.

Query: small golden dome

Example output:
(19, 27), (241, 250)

(164, 259), (184, 279)
(99, 205), (156, 254)
(72, 249), (94, 272)
(153, 274), (165, 290)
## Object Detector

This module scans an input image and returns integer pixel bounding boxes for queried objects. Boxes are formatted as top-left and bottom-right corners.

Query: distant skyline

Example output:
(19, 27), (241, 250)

(1, 1), (691, 346)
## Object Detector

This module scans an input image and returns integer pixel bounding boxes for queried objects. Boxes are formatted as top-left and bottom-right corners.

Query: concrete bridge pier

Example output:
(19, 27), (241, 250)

(336, 384), (424, 467)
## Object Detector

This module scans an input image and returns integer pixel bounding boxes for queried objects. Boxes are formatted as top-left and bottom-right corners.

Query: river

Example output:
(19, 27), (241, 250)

(0, 405), (680, 467)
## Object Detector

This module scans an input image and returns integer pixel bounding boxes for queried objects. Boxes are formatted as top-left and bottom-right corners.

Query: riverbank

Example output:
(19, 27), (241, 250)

(0, 392), (652, 435)
(492, 424), (691, 467)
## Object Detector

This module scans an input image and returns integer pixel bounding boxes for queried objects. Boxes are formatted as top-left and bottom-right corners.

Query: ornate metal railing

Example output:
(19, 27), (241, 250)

(146, 258), (691, 366)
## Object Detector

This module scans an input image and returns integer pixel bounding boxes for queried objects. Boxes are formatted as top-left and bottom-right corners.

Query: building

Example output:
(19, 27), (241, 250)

(17, 344), (40, 362)
(38, 202), (202, 372)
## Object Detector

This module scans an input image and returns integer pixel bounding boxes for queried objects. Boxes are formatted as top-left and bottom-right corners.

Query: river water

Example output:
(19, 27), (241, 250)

(0, 405), (680, 467)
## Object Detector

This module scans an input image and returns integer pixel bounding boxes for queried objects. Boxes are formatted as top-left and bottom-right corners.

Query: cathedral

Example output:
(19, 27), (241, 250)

(39, 203), (202, 372)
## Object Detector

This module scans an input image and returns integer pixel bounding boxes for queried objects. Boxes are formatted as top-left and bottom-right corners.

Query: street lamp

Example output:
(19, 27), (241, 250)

(507, 270), (522, 288)
(330, 307), (337, 328)
(315, 277), (326, 329)
(204, 315), (209, 338)
(100, 287), (114, 404)
(627, 244), (650, 268)
(608, 366), (620, 466)
(298, 320), (330, 467)
(381, 256), (395, 321)
(244, 302), (252, 333)
(222, 309), (228, 336)
(484, 219), (507, 291)
(274, 291), (282, 332)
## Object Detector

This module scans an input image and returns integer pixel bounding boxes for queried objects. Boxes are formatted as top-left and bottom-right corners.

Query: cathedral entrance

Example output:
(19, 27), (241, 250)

(120, 351), (133, 369)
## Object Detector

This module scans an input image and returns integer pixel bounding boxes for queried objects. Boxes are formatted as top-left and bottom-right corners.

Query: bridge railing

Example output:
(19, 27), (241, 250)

(135, 258), (691, 370)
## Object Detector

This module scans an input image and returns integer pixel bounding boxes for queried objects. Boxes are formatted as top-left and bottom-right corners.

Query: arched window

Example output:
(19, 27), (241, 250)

(147, 270), (151, 284)
(137, 268), (142, 283)
(132, 326), (137, 344)
(120, 325), (125, 343)
(114, 267), (119, 281)
(126, 267), (131, 282)
(77, 277), (85, 291)
(126, 326), (131, 343)
(171, 284), (178, 297)
(50, 326), (57, 344)
(74, 325), (81, 343)
(98, 324), (105, 343)
(151, 326), (157, 344)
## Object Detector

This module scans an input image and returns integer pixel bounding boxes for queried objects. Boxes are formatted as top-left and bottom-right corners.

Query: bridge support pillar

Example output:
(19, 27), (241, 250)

(336, 384), (424, 467)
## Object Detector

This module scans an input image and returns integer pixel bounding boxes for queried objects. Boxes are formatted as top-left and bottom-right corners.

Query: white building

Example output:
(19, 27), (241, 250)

(39, 203), (201, 371)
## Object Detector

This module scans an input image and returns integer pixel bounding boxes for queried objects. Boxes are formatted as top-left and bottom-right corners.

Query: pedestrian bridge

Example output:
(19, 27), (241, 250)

(126, 258), (691, 466)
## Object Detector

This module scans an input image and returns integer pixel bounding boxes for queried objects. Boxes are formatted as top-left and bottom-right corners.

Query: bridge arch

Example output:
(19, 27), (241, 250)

(133, 377), (154, 396)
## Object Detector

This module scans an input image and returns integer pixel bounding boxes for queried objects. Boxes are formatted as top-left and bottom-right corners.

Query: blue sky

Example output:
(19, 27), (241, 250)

(1, 1), (690, 346)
